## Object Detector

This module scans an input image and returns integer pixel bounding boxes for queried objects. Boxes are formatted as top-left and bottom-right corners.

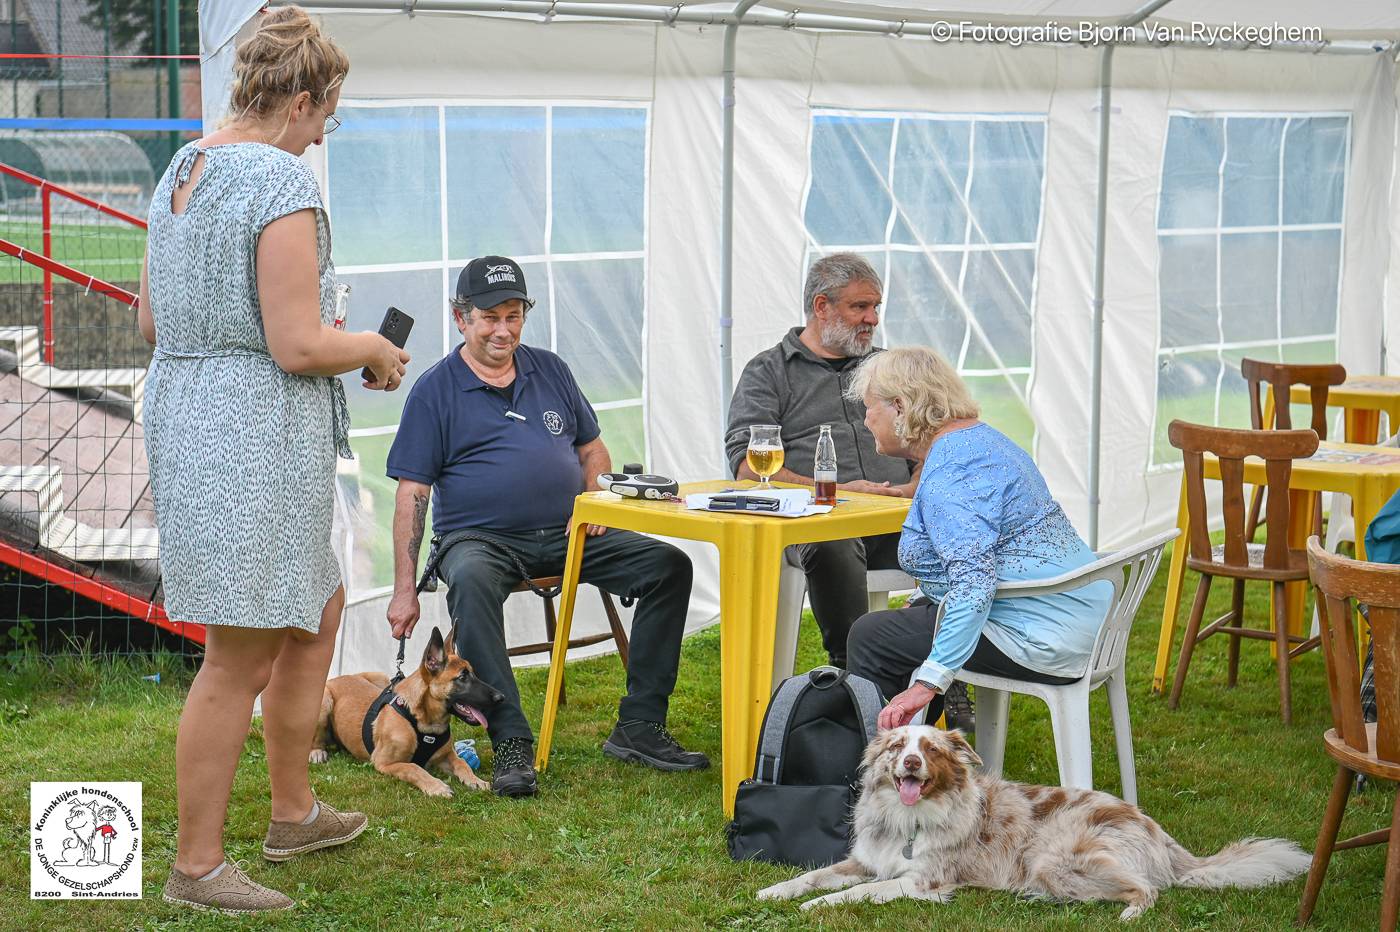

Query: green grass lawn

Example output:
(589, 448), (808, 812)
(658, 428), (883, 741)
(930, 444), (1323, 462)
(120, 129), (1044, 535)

(0, 219), (146, 285)
(0, 544), (1392, 930)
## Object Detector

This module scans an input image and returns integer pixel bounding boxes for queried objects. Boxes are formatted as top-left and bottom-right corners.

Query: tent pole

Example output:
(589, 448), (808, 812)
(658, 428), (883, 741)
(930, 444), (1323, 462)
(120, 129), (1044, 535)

(720, 0), (761, 460)
(1088, 0), (1175, 550)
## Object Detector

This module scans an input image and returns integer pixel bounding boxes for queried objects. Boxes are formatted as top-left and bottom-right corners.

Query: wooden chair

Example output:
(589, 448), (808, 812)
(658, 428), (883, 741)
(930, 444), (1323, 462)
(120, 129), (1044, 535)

(506, 577), (629, 706)
(1240, 358), (1346, 539)
(1166, 420), (1321, 724)
(1300, 537), (1400, 930)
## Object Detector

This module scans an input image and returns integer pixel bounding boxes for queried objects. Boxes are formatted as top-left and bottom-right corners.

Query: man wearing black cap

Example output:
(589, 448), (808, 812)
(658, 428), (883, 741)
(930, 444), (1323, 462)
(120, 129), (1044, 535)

(384, 256), (707, 798)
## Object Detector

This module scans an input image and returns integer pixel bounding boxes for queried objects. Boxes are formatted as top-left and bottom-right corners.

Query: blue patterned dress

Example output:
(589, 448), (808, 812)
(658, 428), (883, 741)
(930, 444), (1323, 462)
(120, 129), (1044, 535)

(901, 422), (1111, 691)
(143, 142), (351, 631)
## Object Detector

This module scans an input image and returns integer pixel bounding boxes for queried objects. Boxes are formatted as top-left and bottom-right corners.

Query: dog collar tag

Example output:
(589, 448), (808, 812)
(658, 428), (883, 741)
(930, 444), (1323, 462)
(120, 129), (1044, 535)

(902, 826), (918, 859)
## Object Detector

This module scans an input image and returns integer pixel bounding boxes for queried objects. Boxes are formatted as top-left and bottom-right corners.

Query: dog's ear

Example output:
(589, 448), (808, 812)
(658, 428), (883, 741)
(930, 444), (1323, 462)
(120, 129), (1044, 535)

(444, 622), (459, 658)
(422, 627), (447, 676)
(947, 729), (983, 769)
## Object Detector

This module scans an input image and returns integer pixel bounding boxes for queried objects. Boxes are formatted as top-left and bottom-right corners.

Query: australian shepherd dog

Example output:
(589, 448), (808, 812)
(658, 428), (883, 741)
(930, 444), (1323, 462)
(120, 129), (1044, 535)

(758, 725), (1310, 920)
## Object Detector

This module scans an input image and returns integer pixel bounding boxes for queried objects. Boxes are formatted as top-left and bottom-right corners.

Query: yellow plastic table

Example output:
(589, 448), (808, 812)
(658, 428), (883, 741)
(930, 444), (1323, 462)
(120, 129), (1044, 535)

(533, 479), (911, 815)
(1152, 441), (1400, 693)
(1288, 375), (1400, 445)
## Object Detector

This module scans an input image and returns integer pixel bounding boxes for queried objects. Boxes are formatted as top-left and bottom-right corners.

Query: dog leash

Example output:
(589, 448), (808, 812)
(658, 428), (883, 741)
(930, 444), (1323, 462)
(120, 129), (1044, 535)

(392, 636), (407, 685)
(416, 530), (563, 599)
(415, 529), (636, 607)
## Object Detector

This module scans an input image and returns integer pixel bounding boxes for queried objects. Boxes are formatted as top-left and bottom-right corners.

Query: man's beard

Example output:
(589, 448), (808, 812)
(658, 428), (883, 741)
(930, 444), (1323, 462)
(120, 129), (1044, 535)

(821, 316), (876, 358)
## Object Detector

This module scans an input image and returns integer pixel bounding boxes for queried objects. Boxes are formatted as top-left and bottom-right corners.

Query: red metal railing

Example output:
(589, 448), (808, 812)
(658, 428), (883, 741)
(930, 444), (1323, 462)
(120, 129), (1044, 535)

(0, 538), (204, 645)
(0, 162), (147, 364)
(0, 237), (138, 307)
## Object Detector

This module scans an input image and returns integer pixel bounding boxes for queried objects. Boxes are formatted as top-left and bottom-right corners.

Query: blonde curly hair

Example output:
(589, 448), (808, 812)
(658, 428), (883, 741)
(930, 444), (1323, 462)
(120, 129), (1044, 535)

(227, 6), (348, 130)
(844, 347), (979, 445)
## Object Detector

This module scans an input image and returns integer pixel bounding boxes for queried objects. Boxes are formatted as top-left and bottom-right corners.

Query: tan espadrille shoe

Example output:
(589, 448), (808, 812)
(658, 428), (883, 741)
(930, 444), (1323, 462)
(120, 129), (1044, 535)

(162, 861), (294, 914)
(262, 797), (368, 862)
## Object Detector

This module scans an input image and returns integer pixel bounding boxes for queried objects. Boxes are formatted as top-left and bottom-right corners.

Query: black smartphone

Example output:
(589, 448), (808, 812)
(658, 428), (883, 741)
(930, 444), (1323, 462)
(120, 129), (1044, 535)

(362, 306), (414, 383)
(708, 495), (780, 512)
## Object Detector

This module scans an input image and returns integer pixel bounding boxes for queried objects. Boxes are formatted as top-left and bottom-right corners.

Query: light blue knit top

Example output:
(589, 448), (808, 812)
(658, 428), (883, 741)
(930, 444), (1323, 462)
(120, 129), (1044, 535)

(899, 422), (1111, 692)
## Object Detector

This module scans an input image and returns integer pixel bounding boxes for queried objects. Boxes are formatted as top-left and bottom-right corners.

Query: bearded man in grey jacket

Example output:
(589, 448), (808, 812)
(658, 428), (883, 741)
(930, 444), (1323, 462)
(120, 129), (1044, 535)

(724, 253), (919, 669)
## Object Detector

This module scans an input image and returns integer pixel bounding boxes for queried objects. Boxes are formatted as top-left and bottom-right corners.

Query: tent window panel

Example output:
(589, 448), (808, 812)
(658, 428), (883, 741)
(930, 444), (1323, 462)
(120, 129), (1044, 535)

(961, 248), (1034, 370)
(517, 260), (553, 349)
(553, 258), (644, 405)
(328, 105), (442, 266)
(806, 115), (894, 246)
(1283, 117), (1348, 225)
(1219, 345), (1276, 432)
(1157, 234), (1218, 348)
(1151, 111), (1348, 467)
(967, 121), (1045, 245)
(341, 432), (401, 593)
(891, 120), (969, 246)
(445, 107), (547, 260)
(1221, 117), (1284, 229)
(335, 268), (445, 428)
(1154, 351), (1224, 463)
(883, 250), (965, 362)
(964, 373), (1032, 453)
(1280, 230), (1342, 339)
(803, 110), (1045, 452)
(1219, 232), (1279, 344)
(551, 107), (647, 254)
(1158, 115), (1222, 231)
(596, 406), (646, 471)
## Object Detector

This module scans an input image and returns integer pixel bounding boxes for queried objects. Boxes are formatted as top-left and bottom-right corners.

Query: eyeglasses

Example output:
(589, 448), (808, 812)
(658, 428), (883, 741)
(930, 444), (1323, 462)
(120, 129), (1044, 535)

(323, 113), (341, 135)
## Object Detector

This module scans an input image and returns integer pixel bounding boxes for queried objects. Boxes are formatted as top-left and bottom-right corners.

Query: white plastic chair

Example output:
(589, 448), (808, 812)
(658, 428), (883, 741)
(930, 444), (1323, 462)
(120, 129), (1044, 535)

(907, 529), (1177, 805)
(770, 560), (918, 690)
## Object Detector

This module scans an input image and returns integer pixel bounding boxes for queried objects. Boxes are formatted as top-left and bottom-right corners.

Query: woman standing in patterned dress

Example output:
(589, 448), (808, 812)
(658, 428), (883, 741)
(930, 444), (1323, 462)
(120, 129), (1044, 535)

(842, 347), (1111, 730)
(137, 7), (409, 913)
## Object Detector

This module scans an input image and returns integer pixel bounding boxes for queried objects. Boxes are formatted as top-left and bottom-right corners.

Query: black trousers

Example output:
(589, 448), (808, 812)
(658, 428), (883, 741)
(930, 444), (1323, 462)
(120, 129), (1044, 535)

(437, 526), (692, 746)
(789, 532), (901, 668)
(847, 601), (1078, 723)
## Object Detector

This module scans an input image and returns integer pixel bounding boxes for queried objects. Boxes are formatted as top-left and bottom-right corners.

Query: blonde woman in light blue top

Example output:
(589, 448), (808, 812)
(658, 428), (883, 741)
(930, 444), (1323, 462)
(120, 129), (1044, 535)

(843, 347), (1111, 730)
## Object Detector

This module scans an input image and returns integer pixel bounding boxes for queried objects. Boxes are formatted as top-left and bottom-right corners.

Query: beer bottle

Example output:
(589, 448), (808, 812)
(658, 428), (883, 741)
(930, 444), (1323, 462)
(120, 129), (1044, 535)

(814, 424), (837, 506)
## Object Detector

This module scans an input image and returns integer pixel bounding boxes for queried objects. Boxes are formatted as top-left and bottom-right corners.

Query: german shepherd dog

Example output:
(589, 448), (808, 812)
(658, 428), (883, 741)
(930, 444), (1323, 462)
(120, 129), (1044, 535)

(759, 726), (1310, 920)
(311, 626), (504, 797)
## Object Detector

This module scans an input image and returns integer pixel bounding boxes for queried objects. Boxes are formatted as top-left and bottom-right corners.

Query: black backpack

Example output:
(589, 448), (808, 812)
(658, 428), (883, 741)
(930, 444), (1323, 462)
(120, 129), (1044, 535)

(725, 666), (882, 868)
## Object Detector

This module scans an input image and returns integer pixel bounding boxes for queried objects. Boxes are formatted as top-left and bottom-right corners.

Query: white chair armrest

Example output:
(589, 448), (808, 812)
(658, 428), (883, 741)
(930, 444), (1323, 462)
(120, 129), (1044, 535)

(993, 529), (1179, 599)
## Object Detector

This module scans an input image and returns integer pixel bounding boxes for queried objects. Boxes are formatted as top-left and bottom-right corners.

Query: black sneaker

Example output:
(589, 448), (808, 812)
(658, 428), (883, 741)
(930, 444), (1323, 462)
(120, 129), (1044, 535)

(602, 720), (710, 772)
(944, 682), (976, 738)
(490, 737), (538, 798)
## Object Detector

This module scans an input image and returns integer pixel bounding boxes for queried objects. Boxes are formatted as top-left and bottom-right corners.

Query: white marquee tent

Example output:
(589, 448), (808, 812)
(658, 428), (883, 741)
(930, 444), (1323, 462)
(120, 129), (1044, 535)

(200, 0), (1400, 676)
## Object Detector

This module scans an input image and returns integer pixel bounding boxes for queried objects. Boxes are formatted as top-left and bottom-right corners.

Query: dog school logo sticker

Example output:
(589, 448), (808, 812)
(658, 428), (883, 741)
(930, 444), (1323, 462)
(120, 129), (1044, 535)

(31, 782), (142, 899)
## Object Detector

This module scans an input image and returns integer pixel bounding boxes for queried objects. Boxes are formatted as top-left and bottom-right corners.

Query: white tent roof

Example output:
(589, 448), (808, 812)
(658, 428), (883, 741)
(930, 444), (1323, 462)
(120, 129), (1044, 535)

(777, 1), (1400, 39)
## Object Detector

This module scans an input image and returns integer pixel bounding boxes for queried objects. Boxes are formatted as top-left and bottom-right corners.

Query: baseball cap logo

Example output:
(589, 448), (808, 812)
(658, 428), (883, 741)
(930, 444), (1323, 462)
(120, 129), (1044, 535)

(485, 264), (517, 284)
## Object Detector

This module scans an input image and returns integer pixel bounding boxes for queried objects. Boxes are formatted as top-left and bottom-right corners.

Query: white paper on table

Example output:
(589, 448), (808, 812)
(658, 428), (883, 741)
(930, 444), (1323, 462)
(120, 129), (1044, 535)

(683, 489), (833, 518)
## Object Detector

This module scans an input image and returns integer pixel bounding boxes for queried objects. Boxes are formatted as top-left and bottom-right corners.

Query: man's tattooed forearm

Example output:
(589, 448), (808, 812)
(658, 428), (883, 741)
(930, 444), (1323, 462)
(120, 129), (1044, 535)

(408, 492), (429, 561)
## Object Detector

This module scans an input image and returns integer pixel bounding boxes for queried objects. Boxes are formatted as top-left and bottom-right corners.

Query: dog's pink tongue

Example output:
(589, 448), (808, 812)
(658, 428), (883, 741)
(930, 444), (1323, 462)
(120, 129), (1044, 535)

(467, 706), (488, 731)
(898, 776), (923, 806)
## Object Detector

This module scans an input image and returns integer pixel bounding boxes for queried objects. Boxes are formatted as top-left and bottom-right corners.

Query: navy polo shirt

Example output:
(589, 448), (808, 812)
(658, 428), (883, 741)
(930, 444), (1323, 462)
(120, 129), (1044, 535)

(386, 344), (601, 533)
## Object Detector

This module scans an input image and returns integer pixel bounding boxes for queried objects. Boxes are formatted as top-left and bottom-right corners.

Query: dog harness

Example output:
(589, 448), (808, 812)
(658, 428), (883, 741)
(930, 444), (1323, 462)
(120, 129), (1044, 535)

(358, 637), (447, 769)
(361, 686), (446, 769)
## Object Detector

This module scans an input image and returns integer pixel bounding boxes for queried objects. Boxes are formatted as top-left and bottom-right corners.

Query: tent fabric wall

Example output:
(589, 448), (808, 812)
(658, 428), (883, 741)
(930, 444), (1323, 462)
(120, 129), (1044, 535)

(199, 6), (1400, 679)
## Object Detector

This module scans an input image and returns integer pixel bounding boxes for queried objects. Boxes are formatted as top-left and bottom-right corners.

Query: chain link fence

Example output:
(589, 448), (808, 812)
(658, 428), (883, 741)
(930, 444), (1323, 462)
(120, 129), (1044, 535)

(0, 0), (199, 663)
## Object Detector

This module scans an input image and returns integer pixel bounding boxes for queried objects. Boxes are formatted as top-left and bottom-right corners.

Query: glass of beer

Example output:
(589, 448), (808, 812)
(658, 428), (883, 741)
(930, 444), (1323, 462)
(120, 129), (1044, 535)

(747, 424), (784, 489)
